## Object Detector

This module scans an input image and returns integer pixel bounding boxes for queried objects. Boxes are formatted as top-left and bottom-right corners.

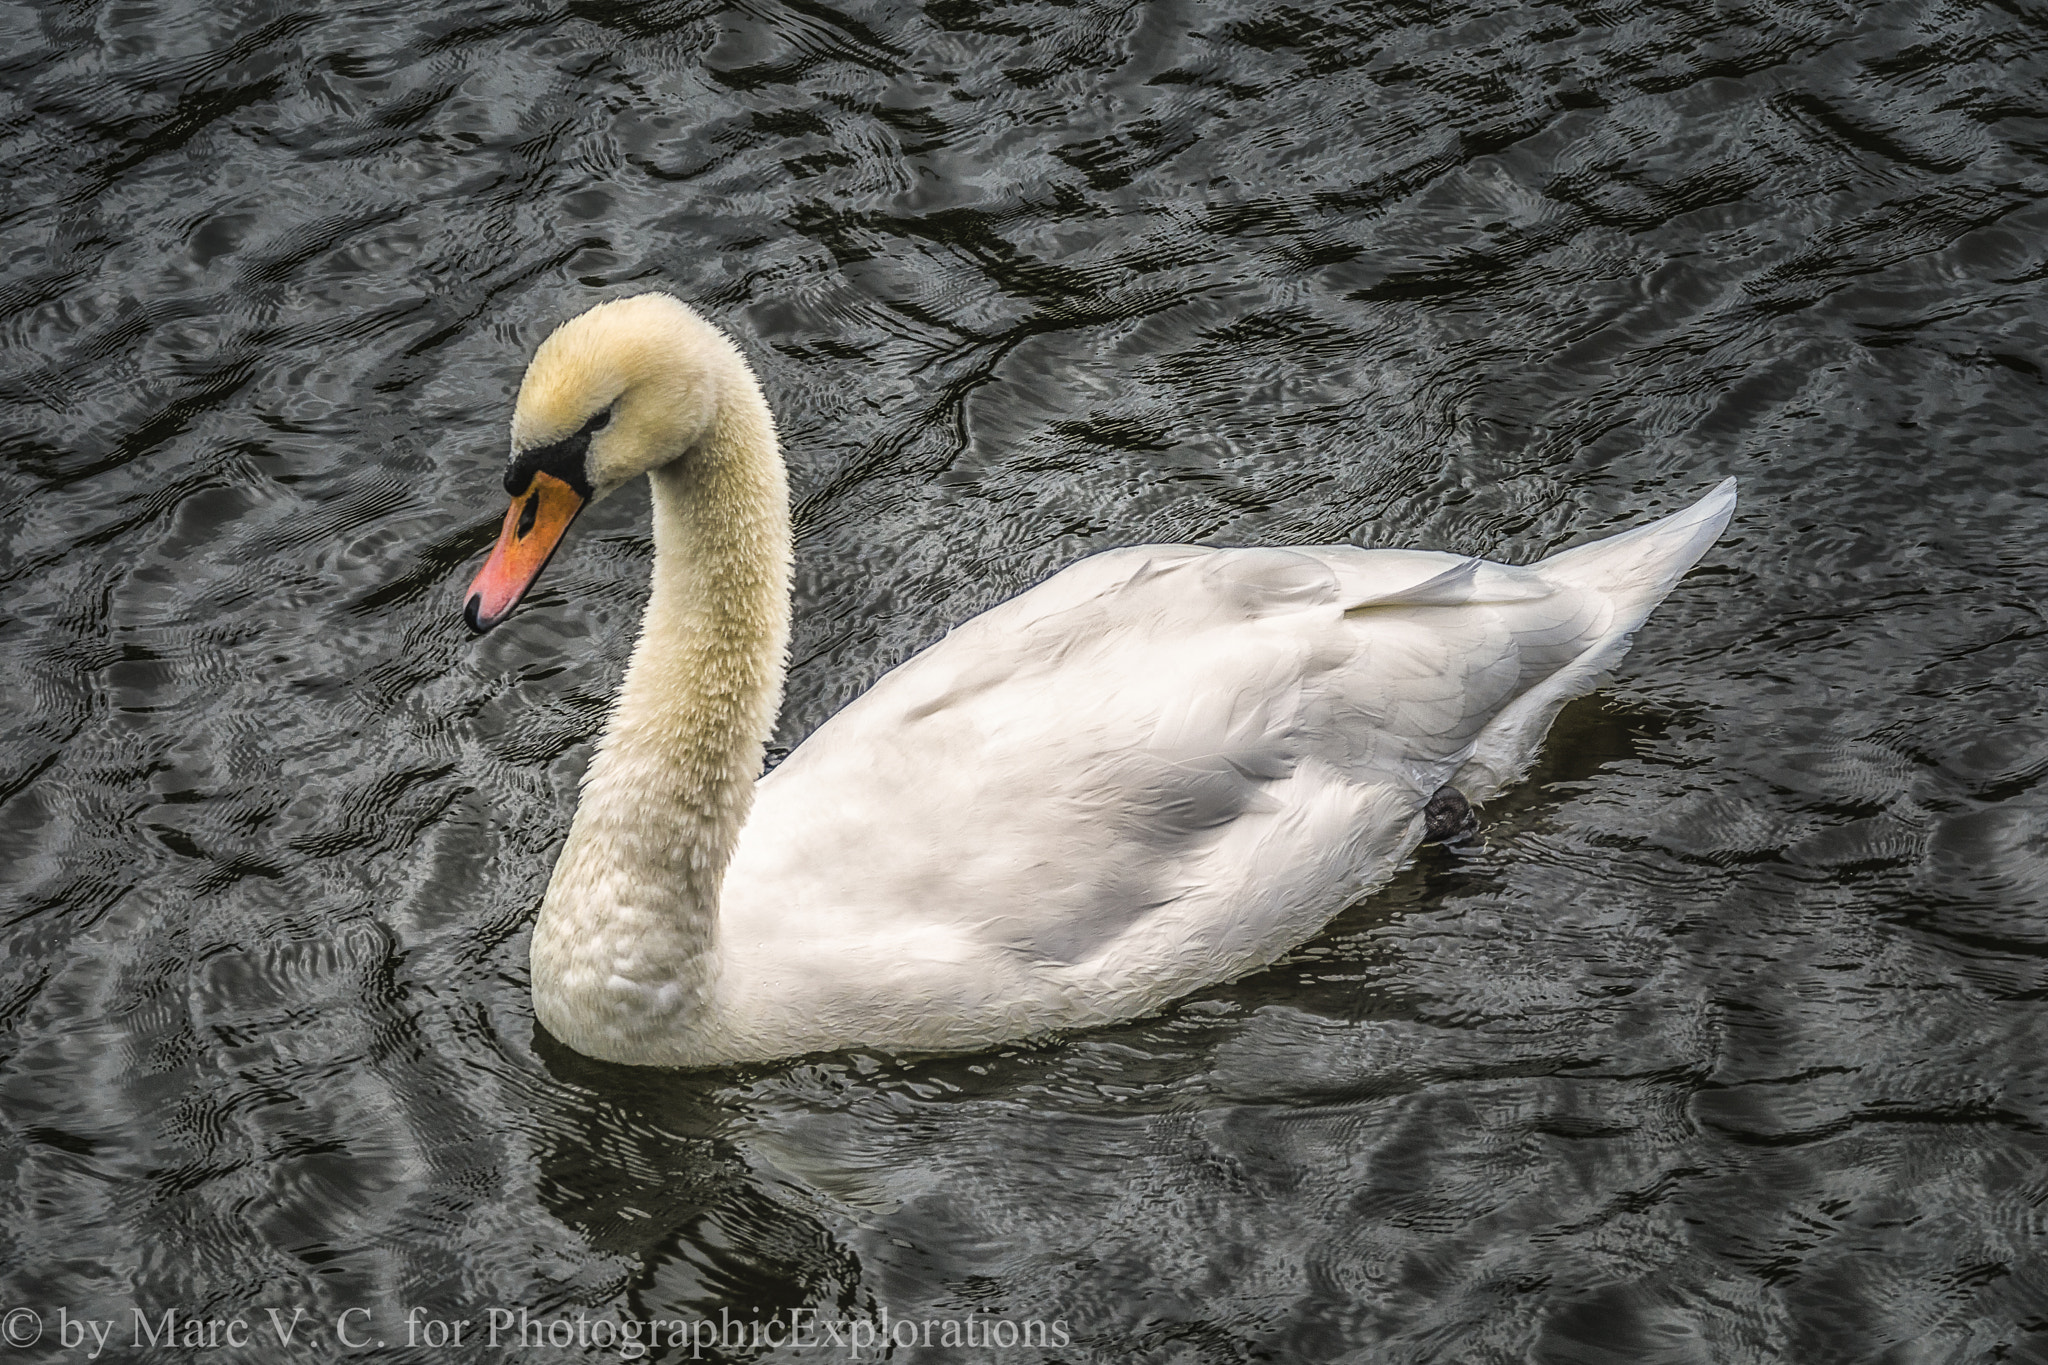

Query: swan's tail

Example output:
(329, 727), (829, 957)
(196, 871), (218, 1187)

(1534, 475), (1739, 622)
(1451, 477), (1738, 801)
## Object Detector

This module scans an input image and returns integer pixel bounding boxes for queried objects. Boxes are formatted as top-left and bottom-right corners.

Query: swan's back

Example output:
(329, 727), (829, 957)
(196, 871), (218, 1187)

(711, 479), (1735, 1057)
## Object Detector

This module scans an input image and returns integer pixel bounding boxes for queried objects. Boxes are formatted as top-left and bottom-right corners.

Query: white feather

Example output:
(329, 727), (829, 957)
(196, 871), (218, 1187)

(498, 294), (1737, 1067)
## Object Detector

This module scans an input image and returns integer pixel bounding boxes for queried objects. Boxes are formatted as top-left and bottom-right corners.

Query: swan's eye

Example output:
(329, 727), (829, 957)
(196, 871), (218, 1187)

(587, 408), (612, 433)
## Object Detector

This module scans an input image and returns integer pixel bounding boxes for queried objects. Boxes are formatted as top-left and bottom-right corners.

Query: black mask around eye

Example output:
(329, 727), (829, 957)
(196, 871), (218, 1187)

(504, 407), (610, 499)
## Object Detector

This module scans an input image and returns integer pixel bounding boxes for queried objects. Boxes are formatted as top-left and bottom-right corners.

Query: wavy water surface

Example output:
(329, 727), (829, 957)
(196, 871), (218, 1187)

(3, 0), (2048, 1361)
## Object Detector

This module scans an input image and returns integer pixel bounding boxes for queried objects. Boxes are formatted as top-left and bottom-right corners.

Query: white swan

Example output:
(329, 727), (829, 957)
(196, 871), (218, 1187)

(462, 293), (1735, 1069)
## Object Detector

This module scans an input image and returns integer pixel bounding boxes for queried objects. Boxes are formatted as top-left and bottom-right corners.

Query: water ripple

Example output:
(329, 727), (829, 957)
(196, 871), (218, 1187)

(3, 0), (2048, 1360)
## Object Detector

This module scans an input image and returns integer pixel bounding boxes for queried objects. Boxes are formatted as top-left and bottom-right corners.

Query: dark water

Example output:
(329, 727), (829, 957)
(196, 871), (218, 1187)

(4, 0), (2048, 1360)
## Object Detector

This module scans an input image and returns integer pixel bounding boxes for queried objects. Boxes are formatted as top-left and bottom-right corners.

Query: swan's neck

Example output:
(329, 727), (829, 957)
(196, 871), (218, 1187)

(531, 382), (790, 1064)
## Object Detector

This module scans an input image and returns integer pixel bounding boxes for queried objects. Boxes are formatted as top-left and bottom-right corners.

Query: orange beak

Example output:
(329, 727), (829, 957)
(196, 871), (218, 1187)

(464, 470), (586, 633)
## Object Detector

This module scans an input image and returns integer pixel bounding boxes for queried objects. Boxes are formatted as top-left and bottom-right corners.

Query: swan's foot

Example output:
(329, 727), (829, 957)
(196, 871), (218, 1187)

(1422, 785), (1478, 846)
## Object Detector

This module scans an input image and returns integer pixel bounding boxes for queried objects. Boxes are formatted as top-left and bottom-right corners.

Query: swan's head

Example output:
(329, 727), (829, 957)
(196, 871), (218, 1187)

(463, 293), (744, 632)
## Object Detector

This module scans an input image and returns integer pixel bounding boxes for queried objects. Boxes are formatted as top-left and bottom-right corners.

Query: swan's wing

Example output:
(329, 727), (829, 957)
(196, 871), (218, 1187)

(724, 545), (1582, 967)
